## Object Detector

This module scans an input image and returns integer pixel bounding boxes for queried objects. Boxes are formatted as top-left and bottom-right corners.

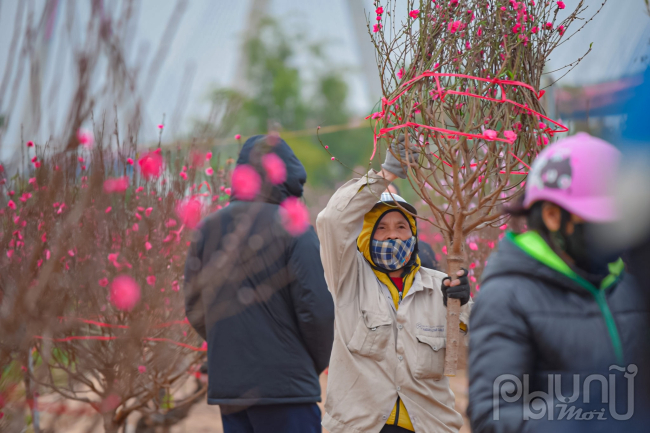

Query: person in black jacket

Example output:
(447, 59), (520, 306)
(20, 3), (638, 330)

(184, 135), (335, 433)
(468, 133), (650, 432)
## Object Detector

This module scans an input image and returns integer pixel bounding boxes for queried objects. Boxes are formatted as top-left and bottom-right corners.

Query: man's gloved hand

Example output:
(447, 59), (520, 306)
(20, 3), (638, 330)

(382, 134), (421, 179)
(441, 268), (471, 306)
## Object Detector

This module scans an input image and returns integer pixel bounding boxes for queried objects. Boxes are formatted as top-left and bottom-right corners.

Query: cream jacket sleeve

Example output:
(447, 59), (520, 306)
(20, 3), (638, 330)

(316, 170), (390, 300)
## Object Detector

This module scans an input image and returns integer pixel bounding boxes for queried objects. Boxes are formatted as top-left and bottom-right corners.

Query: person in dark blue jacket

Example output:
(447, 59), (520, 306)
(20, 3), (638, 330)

(184, 135), (335, 433)
(468, 134), (650, 432)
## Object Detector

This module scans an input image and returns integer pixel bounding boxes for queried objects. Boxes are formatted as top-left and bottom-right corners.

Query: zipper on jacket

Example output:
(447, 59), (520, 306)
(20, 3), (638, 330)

(394, 397), (401, 426)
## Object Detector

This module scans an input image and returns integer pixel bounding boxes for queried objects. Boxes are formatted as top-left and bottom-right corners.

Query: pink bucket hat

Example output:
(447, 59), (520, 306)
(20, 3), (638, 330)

(524, 132), (621, 223)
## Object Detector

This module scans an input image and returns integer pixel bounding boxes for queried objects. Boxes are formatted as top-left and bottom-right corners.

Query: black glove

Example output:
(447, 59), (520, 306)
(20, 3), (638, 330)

(441, 268), (470, 306)
(381, 134), (421, 179)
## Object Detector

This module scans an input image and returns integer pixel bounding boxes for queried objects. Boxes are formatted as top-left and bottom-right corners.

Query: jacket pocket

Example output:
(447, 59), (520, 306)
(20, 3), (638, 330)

(413, 334), (446, 380)
(346, 310), (393, 362)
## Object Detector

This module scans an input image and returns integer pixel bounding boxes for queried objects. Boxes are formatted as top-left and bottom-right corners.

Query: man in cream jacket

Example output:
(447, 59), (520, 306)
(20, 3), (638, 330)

(317, 138), (472, 433)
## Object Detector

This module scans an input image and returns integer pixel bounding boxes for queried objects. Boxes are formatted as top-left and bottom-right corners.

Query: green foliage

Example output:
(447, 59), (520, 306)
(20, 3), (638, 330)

(201, 17), (381, 189)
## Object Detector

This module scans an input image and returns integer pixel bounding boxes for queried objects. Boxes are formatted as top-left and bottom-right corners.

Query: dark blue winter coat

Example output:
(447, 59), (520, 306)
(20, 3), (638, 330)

(184, 135), (335, 406)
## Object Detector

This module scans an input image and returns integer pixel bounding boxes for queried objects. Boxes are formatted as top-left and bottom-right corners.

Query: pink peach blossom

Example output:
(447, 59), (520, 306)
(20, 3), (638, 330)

(469, 242), (478, 251)
(138, 365), (147, 373)
(146, 275), (156, 286)
(145, 242), (152, 251)
(109, 275), (141, 311)
(7, 200), (16, 209)
(99, 278), (109, 287)
(138, 152), (163, 179)
(77, 129), (94, 148)
(234, 134), (242, 140)
(557, 1), (565, 9)
(279, 197), (310, 237)
(409, 9), (420, 19)
(206, 152), (213, 160)
(26, 140), (34, 147)
(397, 68), (404, 79)
(127, 158), (134, 165)
(262, 153), (287, 185)
(504, 130), (517, 143)
(145, 207), (153, 217)
(103, 177), (129, 193)
(105, 206), (112, 213)
(231, 164), (261, 201)
(483, 129), (498, 141)
(205, 167), (214, 176)
(176, 196), (203, 229)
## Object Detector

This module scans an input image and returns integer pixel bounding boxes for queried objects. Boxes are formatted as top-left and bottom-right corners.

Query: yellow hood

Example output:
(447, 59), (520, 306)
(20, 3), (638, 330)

(357, 204), (421, 309)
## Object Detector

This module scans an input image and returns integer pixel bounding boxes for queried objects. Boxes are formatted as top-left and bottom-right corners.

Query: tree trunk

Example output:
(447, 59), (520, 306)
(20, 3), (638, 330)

(103, 413), (120, 433)
(444, 250), (465, 377)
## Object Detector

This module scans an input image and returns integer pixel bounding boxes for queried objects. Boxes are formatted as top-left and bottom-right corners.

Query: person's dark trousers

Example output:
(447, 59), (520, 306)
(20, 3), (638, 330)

(380, 425), (412, 433)
(220, 403), (321, 433)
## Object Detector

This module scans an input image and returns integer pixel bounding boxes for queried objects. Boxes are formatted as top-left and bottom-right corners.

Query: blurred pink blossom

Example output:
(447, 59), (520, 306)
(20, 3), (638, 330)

(442, 245), (448, 255)
(397, 68), (404, 79)
(376, 6), (384, 14)
(26, 140), (34, 147)
(103, 177), (129, 193)
(557, 1), (565, 9)
(77, 129), (94, 148)
(138, 365), (147, 373)
(205, 167), (214, 176)
(157, 124), (164, 129)
(145, 207), (153, 217)
(224, 187), (232, 195)
(99, 278), (109, 287)
(262, 153), (287, 185)
(105, 206), (112, 213)
(231, 164), (261, 201)
(279, 197), (310, 237)
(146, 275), (156, 286)
(138, 152), (163, 179)
(127, 158), (134, 165)
(373, 23), (382, 32)
(206, 152), (213, 160)
(234, 134), (241, 140)
(145, 242), (152, 251)
(176, 196), (203, 229)
(409, 9), (420, 18)
(7, 200), (16, 210)
(109, 275), (141, 311)
(469, 242), (478, 251)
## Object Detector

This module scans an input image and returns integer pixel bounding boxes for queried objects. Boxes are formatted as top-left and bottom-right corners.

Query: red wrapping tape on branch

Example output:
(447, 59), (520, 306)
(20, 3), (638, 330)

(366, 71), (568, 165)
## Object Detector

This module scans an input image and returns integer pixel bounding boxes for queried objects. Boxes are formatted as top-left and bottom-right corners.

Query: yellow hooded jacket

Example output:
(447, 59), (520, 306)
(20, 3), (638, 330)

(357, 203), (420, 431)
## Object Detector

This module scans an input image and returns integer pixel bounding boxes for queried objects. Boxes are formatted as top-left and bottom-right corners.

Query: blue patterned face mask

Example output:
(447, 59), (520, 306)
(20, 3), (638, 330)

(371, 236), (416, 271)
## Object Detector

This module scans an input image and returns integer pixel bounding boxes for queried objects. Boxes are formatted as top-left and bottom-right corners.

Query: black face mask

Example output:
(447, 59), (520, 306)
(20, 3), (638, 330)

(551, 213), (622, 276)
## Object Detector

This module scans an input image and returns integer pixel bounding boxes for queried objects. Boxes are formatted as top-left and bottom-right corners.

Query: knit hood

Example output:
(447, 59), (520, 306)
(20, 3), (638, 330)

(357, 203), (421, 308)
